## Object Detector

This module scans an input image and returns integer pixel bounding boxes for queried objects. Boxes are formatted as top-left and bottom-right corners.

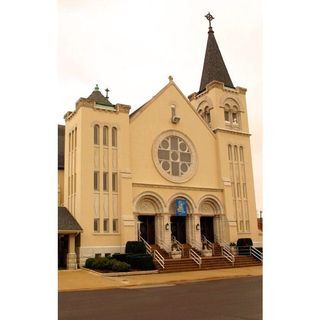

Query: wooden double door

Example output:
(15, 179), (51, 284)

(138, 215), (155, 244)
(171, 216), (186, 243)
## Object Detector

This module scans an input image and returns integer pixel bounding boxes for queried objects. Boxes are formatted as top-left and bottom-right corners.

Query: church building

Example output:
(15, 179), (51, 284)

(58, 14), (262, 269)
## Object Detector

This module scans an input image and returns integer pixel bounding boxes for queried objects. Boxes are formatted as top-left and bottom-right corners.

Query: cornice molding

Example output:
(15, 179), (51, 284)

(132, 182), (223, 192)
(212, 128), (251, 136)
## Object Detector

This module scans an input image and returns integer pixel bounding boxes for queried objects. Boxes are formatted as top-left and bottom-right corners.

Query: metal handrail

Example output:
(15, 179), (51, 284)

(154, 250), (165, 269)
(189, 248), (202, 268)
(171, 236), (184, 257)
(250, 246), (263, 262)
(139, 234), (152, 255)
(201, 235), (214, 252)
(222, 247), (235, 266)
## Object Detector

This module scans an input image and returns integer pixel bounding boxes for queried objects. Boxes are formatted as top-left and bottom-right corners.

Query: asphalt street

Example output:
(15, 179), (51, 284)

(59, 276), (262, 320)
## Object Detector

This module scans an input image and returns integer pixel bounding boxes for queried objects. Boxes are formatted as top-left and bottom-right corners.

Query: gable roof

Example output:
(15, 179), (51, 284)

(199, 27), (234, 91)
(129, 80), (217, 138)
(58, 207), (82, 232)
(58, 125), (65, 170)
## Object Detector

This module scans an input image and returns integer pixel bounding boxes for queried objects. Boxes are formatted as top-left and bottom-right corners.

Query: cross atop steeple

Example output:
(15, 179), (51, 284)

(205, 12), (214, 29)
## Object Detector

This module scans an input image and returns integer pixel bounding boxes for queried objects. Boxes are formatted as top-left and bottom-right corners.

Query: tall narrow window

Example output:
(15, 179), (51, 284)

(74, 173), (76, 193)
(103, 218), (109, 232)
(69, 133), (71, 152)
(234, 146), (238, 161)
(224, 110), (230, 122)
(94, 124), (100, 145)
(103, 172), (108, 191)
(75, 127), (77, 148)
(103, 126), (108, 146)
(237, 182), (241, 198)
(113, 219), (118, 233)
(71, 130), (74, 150)
(94, 171), (99, 191)
(228, 145), (232, 161)
(239, 146), (244, 162)
(112, 127), (117, 147)
(232, 112), (238, 124)
(112, 173), (118, 192)
(94, 218), (100, 232)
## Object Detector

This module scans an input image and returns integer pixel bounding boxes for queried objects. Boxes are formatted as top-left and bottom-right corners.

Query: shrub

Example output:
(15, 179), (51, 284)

(85, 258), (95, 269)
(111, 260), (131, 272)
(125, 254), (154, 270)
(92, 257), (114, 270)
(125, 241), (146, 254)
(112, 253), (128, 262)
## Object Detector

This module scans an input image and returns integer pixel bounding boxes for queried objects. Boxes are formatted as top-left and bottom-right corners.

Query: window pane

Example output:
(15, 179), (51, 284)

(228, 145), (232, 161)
(103, 172), (108, 191)
(170, 136), (178, 150)
(112, 127), (117, 147)
(158, 149), (169, 160)
(239, 147), (244, 162)
(113, 219), (118, 232)
(94, 125), (100, 145)
(103, 126), (108, 146)
(112, 173), (118, 192)
(224, 111), (230, 122)
(75, 128), (77, 148)
(103, 218), (109, 232)
(232, 113), (237, 123)
(94, 171), (99, 191)
(234, 146), (238, 161)
(94, 218), (100, 232)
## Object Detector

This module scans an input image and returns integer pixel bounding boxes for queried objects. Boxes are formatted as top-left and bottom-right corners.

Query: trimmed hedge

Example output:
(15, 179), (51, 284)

(236, 238), (253, 256)
(84, 257), (130, 272)
(125, 241), (146, 254)
(112, 252), (154, 270)
(126, 254), (154, 270)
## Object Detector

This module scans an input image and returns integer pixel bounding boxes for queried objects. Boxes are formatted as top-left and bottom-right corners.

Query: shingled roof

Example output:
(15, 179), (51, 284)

(199, 27), (234, 92)
(58, 125), (65, 170)
(58, 207), (82, 232)
(87, 84), (114, 107)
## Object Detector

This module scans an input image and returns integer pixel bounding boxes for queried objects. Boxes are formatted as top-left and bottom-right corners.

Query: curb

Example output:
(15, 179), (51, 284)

(80, 267), (159, 277)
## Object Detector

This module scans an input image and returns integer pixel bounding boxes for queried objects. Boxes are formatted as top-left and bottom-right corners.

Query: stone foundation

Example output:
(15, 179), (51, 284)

(67, 253), (77, 270)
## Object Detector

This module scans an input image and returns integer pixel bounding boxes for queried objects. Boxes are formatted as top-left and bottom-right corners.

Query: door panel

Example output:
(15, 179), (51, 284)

(171, 216), (186, 243)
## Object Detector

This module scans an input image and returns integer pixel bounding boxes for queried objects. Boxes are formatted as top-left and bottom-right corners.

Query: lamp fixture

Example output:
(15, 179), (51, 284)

(196, 223), (200, 230)
(165, 223), (170, 230)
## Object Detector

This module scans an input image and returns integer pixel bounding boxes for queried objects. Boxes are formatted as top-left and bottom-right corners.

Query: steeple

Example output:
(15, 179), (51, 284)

(87, 84), (114, 107)
(199, 13), (234, 92)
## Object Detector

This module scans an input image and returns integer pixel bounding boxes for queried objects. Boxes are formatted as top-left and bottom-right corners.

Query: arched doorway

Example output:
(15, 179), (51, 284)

(168, 197), (194, 244)
(135, 193), (164, 245)
(199, 197), (222, 242)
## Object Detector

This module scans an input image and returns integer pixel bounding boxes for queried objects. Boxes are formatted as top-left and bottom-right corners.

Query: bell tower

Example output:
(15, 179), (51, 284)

(189, 13), (259, 242)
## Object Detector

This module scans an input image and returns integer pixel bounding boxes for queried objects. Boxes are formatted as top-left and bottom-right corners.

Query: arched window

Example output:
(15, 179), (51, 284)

(234, 146), (238, 161)
(112, 127), (117, 147)
(94, 124), (100, 145)
(103, 126), (108, 146)
(239, 146), (244, 162)
(228, 144), (232, 161)
(204, 107), (211, 125)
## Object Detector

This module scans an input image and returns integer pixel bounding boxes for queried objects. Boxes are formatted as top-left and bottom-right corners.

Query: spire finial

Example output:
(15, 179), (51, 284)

(105, 88), (110, 99)
(94, 84), (99, 91)
(205, 12), (214, 29)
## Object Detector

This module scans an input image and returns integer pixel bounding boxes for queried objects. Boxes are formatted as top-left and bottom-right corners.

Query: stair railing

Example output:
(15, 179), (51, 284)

(171, 235), (184, 257)
(139, 234), (152, 255)
(250, 246), (263, 262)
(201, 235), (214, 252)
(189, 248), (202, 268)
(222, 246), (235, 266)
(154, 250), (165, 269)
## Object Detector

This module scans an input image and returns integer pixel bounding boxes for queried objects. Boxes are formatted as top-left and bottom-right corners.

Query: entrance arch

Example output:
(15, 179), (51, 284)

(198, 196), (223, 243)
(168, 196), (194, 244)
(134, 193), (164, 245)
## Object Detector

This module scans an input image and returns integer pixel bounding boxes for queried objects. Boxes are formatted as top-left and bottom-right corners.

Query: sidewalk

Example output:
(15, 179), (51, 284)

(58, 266), (262, 292)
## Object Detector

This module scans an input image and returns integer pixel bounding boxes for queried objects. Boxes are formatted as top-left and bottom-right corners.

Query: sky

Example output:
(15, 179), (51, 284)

(57, 0), (263, 212)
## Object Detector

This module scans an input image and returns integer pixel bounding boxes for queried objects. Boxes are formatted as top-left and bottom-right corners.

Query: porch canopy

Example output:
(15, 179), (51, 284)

(58, 207), (82, 233)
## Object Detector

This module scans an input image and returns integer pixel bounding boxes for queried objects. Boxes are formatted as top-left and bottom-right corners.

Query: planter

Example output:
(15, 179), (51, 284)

(201, 249), (212, 257)
(171, 251), (182, 259)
